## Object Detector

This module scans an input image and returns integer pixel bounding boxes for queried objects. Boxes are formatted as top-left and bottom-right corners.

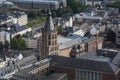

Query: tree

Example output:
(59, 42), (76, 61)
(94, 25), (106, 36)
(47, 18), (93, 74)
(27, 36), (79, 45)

(52, 11), (57, 18)
(11, 35), (26, 50)
(51, 0), (86, 17)
(67, 0), (86, 13)
(57, 26), (63, 34)
(106, 1), (120, 12)
(0, 41), (3, 51)
(4, 40), (9, 49)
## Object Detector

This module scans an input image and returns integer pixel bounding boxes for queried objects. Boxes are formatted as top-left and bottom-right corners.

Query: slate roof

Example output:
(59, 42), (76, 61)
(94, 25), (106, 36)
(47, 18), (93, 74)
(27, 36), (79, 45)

(0, 54), (37, 78)
(50, 55), (119, 73)
(10, 24), (29, 34)
(58, 38), (82, 50)
(12, 11), (26, 18)
(43, 10), (55, 32)
(0, 14), (11, 21)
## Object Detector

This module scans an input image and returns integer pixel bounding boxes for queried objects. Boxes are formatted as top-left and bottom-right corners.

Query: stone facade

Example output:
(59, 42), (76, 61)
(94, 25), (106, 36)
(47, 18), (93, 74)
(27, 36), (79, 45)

(41, 10), (59, 58)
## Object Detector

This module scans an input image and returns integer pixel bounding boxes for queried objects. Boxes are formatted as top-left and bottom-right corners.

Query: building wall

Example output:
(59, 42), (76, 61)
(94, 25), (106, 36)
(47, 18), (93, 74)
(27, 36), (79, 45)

(102, 73), (116, 80)
(17, 14), (28, 26)
(41, 31), (59, 58)
(0, 31), (10, 43)
(23, 38), (37, 49)
(53, 66), (75, 80)
(12, 14), (28, 26)
(76, 69), (102, 80)
(87, 37), (103, 52)
(12, 0), (60, 10)
(0, 61), (6, 68)
(52, 66), (119, 80)
(116, 69), (120, 80)
(37, 38), (42, 49)
(116, 30), (120, 45)
(59, 47), (72, 57)
(86, 1), (101, 6)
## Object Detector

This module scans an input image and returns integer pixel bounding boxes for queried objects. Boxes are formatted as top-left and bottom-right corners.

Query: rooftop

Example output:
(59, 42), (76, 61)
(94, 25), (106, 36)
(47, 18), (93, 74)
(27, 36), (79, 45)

(50, 49), (120, 73)
(57, 35), (82, 50)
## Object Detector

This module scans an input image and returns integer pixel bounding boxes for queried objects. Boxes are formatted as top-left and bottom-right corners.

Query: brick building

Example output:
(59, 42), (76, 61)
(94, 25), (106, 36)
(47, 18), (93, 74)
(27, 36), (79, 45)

(50, 49), (120, 80)
(84, 36), (104, 52)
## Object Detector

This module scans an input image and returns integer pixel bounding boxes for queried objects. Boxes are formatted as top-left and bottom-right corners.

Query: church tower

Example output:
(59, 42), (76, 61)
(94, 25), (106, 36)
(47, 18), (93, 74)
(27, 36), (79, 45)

(41, 10), (59, 58)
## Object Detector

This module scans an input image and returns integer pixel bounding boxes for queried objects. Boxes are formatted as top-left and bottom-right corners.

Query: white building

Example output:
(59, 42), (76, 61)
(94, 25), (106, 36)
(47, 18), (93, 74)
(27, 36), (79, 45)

(62, 17), (73, 28)
(0, 31), (10, 43)
(12, 12), (28, 26)
(84, 0), (102, 6)
(23, 38), (38, 49)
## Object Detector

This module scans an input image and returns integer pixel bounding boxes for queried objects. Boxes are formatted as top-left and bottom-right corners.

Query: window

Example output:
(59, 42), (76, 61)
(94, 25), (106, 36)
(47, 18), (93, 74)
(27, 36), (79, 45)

(48, 35), (51, 39)
(71, 75), (73, 79)
(48, 41), (51, 45)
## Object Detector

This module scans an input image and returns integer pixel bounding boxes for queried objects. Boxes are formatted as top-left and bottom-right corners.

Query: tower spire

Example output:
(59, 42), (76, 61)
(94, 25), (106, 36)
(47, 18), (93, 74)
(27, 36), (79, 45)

(41, 10), (59, 59)
(44, 10), (55, 31)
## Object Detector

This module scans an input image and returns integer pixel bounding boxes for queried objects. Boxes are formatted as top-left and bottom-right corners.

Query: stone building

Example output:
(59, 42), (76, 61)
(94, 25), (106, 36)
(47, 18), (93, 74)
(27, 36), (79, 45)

(13, 58), (67, 80)
(41, 10), (59, 58)
(12, 11), (28, 26)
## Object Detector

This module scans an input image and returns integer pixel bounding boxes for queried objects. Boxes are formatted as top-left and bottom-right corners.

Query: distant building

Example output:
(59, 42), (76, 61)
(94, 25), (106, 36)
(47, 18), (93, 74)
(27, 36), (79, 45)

(75, 0), (102, 6)
(83, 36), (103, 52)
(23, 38), (42, 49)
(12, 11), (28, 26)
(10, 0), (65, 10)
(10, 24), (31, 38)
(85, 0), (102, 7)
(0, 31), (10, 43)
(23, 38), (38, 49)
(0, 14), (13, 26)
(0, 52), (36, 79)
(0, 12), (28, 26)
(13, 58), (67, 80)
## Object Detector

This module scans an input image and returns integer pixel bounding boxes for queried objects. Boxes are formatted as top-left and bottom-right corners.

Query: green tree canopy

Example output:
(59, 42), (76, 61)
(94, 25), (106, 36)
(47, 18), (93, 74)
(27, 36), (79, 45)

(57, 26), (63, 34)
(67, 0), (86, 13)
(51, 0), (86, 17)
(11, 35), (26, 50)
(106, 1), (120, 11)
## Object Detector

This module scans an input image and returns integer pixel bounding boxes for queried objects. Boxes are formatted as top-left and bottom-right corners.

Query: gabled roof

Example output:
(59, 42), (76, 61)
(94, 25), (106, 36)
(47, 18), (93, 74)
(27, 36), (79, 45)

(10, 24), (29, 34)
(0, 14), (11, 21)
(50, 54), (119, 73)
